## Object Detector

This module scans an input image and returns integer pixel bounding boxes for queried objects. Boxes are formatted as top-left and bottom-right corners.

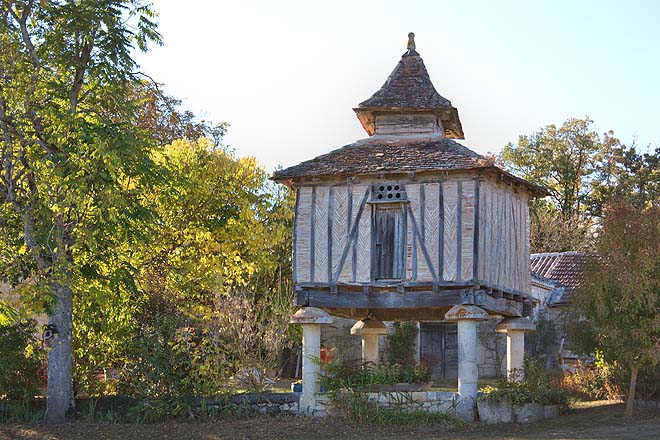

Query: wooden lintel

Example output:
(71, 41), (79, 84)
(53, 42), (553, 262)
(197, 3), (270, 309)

(301, 289), (464, 309)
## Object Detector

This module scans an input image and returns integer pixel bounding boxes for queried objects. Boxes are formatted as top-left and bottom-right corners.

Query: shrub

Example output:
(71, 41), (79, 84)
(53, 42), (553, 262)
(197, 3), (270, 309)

(0, 316), (44, 400)
(317, 358), (431, 392)
(386, 322), (418, 364)
(559, 353), (625, 400)
(479, 356), (570, 409)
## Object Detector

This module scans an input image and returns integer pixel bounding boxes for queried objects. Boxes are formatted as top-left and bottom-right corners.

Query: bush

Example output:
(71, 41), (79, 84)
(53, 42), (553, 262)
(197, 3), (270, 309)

(479, 356), (570, 409)
(317, 358), (431, 392)
(559, 353), (625, 400)
(320, 388), (465, 427)
(0, 316), (44, 400)
(386, 322), (418, 364)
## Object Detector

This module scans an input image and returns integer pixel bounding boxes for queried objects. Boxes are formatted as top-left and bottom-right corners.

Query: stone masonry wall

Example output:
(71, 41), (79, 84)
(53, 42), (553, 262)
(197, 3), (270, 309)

(314, 391), (458, 417)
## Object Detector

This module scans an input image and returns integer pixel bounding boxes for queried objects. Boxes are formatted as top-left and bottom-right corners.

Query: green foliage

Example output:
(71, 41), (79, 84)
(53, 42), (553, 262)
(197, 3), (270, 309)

(1, 0), (164, 420)
(525, 312), (559, 368)
(569, 203), (660, 415)
(501, 117), (600, 251)
(385, 322), (418, 364)
(0, 307), (44, 400)
(559, 355), (625, 400)
(0, 398), (45, 424)
(317, 358), (431, 392)
(319, 390), (465, 427)
(479, 357), (570, 408)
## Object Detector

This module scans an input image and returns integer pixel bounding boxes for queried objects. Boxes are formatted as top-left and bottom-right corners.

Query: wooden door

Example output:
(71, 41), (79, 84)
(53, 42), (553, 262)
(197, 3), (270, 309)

(374, 206), (404, 280)
(420, 322), (458, 379)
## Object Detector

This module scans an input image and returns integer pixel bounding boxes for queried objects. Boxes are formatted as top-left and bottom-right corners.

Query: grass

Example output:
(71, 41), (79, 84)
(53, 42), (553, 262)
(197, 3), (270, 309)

(1, 400), (658, 440)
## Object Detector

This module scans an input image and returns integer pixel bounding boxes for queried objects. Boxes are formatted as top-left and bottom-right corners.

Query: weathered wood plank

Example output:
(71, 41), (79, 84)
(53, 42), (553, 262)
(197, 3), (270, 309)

(442, 181), (458, 281)
(473, 179), (480, 282)
(303, 289), (465, 309)
(355, 187), (371, 282)
(456, 181), (463, 280)
(334, 188), (370, 282)
(424, 183), (440, 282)
(313, 186), (329, 282)
(406, 206), (438, 284)
(331, 186), (348, 279)
(295, 186), (313, 283)
(461, 180), (474, 281)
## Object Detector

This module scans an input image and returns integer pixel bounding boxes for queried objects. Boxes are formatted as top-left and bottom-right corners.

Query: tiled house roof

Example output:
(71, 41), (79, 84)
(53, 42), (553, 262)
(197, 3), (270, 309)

(530, 252), (596, 306)
(273, 137), (481, 180)
(272, 137), (547, 196)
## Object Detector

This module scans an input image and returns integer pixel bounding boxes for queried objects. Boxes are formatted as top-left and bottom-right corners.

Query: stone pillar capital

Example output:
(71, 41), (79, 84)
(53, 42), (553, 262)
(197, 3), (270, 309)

(496, 317), (536, 333)
(350, 319), (388, 336)
(444, 304), (488, 322)
(290, 307), (333, 325)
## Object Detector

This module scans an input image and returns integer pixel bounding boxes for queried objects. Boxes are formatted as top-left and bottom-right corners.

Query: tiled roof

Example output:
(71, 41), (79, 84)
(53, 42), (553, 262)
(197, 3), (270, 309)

(359, 52), (452, 109)
(272, 136), (482, 180)
(530, 252), (596, 305)
(271, 136), (548, 196)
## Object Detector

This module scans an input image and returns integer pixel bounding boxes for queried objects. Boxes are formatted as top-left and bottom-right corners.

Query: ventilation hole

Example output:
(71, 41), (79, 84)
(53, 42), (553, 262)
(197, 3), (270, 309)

(395, 193), (401, 199)
(387, 185), (392, 191)
(379, 186), (385, 191)
(387, 193), (393, 199)
(378, 194), (383, 199)
(394, 185), (400, 190)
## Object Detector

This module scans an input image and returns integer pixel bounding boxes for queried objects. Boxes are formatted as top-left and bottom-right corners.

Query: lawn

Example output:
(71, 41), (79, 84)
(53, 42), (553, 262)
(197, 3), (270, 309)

(1, 400), (658, 440)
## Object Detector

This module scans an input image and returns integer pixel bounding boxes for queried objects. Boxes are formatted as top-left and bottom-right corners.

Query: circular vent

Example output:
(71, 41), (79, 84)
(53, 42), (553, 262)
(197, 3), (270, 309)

(374, 183), (404, 201)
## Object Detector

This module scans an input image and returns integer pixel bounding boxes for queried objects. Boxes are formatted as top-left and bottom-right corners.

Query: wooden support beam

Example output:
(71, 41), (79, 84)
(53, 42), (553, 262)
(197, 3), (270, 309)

(301, 289), (464, 309)
(295, 289), (522, 317)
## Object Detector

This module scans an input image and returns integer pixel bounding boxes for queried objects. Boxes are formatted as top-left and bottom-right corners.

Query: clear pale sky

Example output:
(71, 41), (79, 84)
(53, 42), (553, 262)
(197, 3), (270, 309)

(133, 0), (660, 172)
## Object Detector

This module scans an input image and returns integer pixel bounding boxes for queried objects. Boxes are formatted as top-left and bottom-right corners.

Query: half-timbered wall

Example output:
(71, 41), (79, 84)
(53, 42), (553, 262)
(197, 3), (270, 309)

(294, 176), (531, 295)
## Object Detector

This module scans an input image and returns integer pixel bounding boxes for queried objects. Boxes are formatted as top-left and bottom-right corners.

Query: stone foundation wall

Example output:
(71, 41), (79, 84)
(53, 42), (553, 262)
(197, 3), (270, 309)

(203, 392), (300, 415)
(313, 391), (458, 417)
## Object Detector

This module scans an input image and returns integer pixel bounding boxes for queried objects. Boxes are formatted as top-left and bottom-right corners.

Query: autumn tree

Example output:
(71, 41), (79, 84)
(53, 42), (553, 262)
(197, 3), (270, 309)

(501, 118), (601, 252)
(570, 204), (660, 417)
(0, 0), (161, 422)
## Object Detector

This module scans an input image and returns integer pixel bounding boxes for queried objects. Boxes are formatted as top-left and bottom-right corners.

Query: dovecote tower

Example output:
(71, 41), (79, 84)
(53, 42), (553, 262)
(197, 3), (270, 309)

(274, 34), (547, 419)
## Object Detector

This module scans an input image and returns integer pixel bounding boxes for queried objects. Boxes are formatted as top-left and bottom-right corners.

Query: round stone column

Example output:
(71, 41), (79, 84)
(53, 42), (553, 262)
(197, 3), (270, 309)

(351, 319), (388, 363)
(445, 304), (489, 421)
(290, 307), (333, 415)
(496, 317), (536, 381)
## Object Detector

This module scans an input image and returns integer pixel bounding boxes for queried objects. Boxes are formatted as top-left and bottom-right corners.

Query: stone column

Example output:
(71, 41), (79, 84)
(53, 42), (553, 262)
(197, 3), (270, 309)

(350, 319), (388, 363)
(290, 307), (333, 416)
(445, 304), (489, 421)
(496, 317), (536, 381)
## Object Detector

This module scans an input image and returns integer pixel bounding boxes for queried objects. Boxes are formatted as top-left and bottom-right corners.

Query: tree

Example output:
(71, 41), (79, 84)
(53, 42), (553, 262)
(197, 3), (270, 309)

(0, 0), (161, 422)
(570, 204), (660, 417)
(590, 133), (660, 217)
(501, 118), (601, 252)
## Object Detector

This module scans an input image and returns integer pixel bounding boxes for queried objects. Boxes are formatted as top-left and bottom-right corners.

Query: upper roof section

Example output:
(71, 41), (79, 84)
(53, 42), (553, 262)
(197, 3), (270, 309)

(530, 251), (597, 305)
(354, 33), (464, 139)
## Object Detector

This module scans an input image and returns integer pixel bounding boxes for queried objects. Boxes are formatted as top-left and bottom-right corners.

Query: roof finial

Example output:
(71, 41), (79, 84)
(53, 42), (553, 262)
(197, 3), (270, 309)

(407, 32), (416, 55)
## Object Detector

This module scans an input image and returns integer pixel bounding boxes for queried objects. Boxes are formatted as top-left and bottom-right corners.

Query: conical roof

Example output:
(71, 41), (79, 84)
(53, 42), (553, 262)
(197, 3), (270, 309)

(354, 33), (464, 138)
(359, 51), (452, 109)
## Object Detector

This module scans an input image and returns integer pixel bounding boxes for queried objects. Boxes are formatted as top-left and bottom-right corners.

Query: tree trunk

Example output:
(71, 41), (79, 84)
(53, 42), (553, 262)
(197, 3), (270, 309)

(44, 283), (74, 424)
(624, 361), (639, 418)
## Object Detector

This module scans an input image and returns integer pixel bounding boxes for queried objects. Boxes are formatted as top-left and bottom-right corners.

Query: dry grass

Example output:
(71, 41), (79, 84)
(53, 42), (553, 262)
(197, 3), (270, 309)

(1, 400), (658, 440)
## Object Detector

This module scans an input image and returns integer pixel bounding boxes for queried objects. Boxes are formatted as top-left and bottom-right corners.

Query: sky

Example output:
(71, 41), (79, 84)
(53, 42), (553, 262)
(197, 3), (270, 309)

(133, 0), (660, 173)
